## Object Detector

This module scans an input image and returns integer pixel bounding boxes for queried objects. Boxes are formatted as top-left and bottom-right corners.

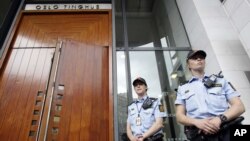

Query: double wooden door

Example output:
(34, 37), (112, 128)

(0, 11), (112, 141)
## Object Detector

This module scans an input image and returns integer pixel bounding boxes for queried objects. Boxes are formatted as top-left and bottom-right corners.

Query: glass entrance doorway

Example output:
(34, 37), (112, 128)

(115, 0), (191, 140)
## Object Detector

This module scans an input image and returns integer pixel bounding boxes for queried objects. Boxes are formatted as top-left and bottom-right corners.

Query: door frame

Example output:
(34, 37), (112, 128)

(1, 10), (113, 141)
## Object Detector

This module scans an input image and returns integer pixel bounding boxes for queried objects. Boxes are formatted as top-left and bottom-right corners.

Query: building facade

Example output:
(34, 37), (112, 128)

(0, 0), (249, 141)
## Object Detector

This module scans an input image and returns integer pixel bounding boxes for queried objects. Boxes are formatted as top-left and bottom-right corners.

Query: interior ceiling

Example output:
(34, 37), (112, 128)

(116, 0), (154, 12)
(126, 0), (154, 12)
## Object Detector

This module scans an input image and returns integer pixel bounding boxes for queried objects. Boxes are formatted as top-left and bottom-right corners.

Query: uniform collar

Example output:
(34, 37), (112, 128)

(136, 95), (148, 103)
(189, 73), (210, 83)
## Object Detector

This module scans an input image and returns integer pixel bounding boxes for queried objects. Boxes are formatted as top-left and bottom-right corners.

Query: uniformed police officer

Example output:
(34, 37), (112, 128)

(175, 50), (245, 141)
(126, 77), (167, 141)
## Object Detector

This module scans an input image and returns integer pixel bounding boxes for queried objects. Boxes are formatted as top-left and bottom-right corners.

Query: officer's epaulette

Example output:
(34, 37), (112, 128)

(128, 100), (136, 106)
(228, 82), (236, 91)
(149, 97), (158, 102)
(180, 80), (189, 86)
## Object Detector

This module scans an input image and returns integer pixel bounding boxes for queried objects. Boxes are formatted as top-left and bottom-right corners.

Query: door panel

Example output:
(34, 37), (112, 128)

(13, 13), (110, 48)
(0, 11), (112, 141)
(47, 41), (109, 141)
(0, 48), (54, 141)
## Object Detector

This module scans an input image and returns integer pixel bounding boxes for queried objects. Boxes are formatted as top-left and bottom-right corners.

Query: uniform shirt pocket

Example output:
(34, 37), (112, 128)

(207, 87), (222, 95)
(181, 92), (198, 113)
(128, 109), (138, 125)
(207, 87), (228, 110)
(142, 108), (153, 115)
(142, 108), (154, 129)
(129, 109), (137, 116)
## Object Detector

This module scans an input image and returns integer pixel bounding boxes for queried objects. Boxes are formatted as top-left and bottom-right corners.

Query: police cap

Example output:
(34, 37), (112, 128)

(132, 77), (147, 86)
(187, 50), (206, 61)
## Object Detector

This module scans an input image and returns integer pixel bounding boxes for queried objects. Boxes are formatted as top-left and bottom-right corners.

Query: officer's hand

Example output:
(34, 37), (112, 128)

(137, 137), (143, 141)
(136, 135), (143, 141)
(208, 117), (221, 132)
(194, 118), (218, 134)
(129, 136), (138, 141)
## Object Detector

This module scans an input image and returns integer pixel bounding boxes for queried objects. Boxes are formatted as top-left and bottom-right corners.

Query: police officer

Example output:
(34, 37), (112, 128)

(126, 77), (167, 141)
(175, 50), (245, 141)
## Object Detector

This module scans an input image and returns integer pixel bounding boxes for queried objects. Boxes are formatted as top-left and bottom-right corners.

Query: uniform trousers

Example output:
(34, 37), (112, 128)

(189, 128), (230, 141)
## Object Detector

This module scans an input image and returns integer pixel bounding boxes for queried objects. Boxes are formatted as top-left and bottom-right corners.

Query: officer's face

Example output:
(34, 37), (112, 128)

(133, 82), (147, 96)
(187, 54), (206, 72)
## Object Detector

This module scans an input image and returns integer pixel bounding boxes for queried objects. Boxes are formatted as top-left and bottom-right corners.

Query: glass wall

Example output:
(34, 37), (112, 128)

(115, 0), (192, 140)
(0, 0), (22, 56)
(0, 1), (11, 26)
(116, 0), (190, 48)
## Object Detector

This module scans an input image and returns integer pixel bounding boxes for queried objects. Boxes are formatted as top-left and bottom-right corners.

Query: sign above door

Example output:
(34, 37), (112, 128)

(25, 3), (111, 10)
(25, 0), (111, 3)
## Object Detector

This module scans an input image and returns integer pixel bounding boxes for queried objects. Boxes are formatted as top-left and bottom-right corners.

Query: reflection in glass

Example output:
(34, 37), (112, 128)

(128, 51), (189, 140)
(116, 50), (190, 140)
(125, 0), (190, 48)
(115, 0), (192, 140)
(129, 51), (161, 98)
(117, 51), (127, 94)
(0, 1), (10, 26)
(164, 51), (189, 91)
(115, 0), (124, 47)
(116, 51), (128, 141)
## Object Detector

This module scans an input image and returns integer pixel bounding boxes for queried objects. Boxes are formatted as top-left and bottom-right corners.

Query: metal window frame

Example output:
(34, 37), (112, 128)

(113, 0), (192, 103)
(112, 0), (193, 141)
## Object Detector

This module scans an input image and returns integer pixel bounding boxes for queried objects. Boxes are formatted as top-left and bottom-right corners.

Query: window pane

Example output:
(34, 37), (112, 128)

(0, 0), (17, 55)
(129, 51), (161, 98)
(127, 50), (190, 140)
(115, 0), (124, 47)
(116, 51), (128, 141)
(126, 0), (190, 48)
(0, 1), (11, 27)
(163, 51), (189, 140)
(117, 51), (127, 94)
(164, 51), (190, 91)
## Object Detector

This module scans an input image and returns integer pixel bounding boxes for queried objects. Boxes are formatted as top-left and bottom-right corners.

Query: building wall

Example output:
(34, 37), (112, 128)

(176, 0), (250, 123)
(223, 0), (250, 58)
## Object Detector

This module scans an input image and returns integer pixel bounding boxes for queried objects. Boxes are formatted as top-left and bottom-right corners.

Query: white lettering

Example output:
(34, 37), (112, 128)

(234, 129), (241, 136)
(241, 129), (247, 136)
(234, 129), (247, 136)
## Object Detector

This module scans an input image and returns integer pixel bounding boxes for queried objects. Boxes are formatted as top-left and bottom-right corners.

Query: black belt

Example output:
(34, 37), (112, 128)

(184, 116), (244, 140)
(144, 133), (163, 141)
(121, 133), (163, 141)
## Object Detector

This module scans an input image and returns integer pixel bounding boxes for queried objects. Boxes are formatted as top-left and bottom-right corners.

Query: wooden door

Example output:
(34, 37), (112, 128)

(0, 47), (55, 141)
(0, 11), (112, 141)
(47, 40), (109, 141)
